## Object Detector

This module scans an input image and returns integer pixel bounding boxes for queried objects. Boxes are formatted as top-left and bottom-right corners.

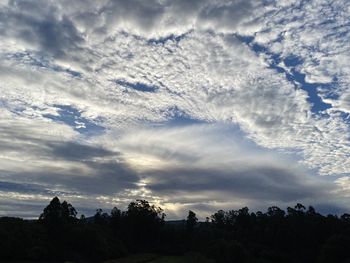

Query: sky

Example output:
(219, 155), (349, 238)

(0, 0), (350, 219)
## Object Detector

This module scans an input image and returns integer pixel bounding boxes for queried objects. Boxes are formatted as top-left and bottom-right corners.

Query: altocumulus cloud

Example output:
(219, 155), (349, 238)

(0, 0), (350, 218)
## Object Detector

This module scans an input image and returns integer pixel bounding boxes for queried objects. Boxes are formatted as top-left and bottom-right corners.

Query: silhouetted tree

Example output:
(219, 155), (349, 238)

(110, 206), (122, 233)
(287, 203), (306, 217)
(94, 208), (110, 225)
(267, 206), (285, 218)
(186, 210), (198, 232)
(340, 213), (350, 222)
(124, 200), (165, 249)
(3, 199), (350, 262)
(39, 196), (77, 225)
(111, 206), (122, 218)
(36, 197), (78, 259)
(126, 199), (165, 224)
(211, 210), (227, 228)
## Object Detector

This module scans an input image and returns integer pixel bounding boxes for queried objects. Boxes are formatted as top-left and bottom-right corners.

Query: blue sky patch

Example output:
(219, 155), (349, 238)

(115, 80), (158, 92)
(161, 106), (205, 126)
(242, 38), (333, 114)
(147, 32), (189, 45)
(44, 105), (105, 136)
(5, 51), (82, 78)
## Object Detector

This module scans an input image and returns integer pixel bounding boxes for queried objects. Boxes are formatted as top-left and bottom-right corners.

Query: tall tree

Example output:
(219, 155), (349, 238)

(124, 200), (165, 248)
(39, 197), (77, 225)
(186, 210), (198, 232)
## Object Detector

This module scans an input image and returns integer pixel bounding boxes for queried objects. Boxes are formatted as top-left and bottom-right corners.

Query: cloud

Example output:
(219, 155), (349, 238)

(0, 0), (83, 58)
(254, 0), (350, 115)
(67, 0), (259, 37)
(0, 0), (259, 57)
(0, 115), (139, 196)
(0, 116), (339, 218)
(146, 166), (329, 202)
(93, 124), (338, 218)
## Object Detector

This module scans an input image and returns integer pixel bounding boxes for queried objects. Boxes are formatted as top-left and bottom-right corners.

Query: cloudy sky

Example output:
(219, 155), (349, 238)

(0, 0), (350, 219)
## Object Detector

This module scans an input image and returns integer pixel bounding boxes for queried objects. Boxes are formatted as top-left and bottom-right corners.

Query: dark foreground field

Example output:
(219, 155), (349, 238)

(103, 253), (214, 263)
(2, 253), (214, 263)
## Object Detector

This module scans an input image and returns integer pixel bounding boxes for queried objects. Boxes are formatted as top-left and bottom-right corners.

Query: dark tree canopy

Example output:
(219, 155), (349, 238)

(39, 196), (77, 224)
(1, 198), (350, 262)
(186, 210), (198, 231)
(125, 199), (165, 222)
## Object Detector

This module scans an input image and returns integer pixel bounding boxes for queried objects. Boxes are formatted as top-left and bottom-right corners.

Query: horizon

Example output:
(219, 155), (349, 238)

(0, 0), (350, 220)
(2, 195), (347, 222)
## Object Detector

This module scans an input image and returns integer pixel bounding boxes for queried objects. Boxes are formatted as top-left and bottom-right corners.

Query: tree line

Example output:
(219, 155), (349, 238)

(1, 197), (350, 262)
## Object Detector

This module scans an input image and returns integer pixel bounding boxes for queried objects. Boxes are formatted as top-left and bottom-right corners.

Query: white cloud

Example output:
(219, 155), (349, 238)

(1, 1), (350, 175)
(254, 0), (350, 113)
(97, 123), (339, 219)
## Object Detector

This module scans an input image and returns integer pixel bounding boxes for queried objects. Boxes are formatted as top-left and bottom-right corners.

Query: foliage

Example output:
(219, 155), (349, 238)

(39, 196), (77, 225)
(1, 197), (350, 262)
(186, 210), (198, 232)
